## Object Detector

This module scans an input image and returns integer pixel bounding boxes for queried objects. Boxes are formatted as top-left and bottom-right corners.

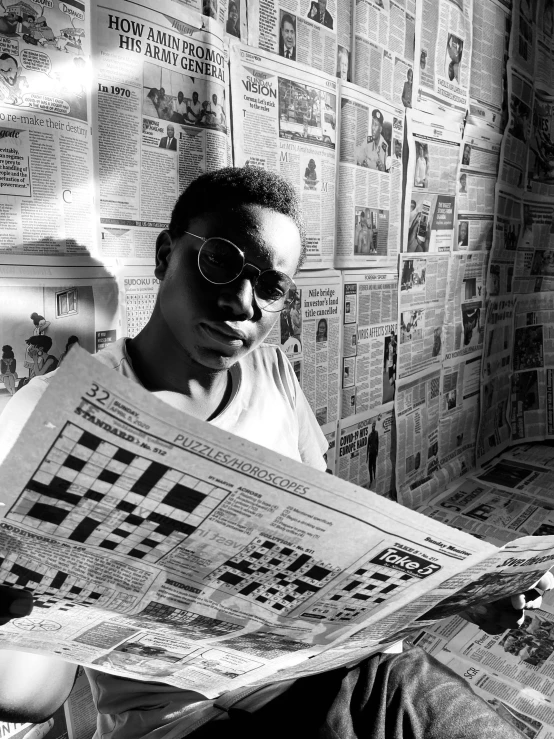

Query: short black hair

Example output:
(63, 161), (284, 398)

(169, 166), (307, 267)
(281, 12), (294, 28)
(26, 335), (52, 351)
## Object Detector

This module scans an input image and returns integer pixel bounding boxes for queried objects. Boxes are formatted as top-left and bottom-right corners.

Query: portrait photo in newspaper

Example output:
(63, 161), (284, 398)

(355, 107), (392, 172)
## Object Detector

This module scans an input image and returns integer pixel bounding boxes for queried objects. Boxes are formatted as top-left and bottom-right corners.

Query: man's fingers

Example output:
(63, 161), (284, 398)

(0, 586), (33, 619)
(536, 571), (554, 593)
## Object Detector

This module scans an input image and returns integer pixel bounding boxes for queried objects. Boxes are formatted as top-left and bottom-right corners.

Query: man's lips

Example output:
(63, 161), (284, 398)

(201, 323), (248, 345)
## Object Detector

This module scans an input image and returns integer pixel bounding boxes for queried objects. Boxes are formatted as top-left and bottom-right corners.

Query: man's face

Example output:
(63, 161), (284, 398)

(155, 204), (302, 371)
(339, 54), (348, 79)
(372, 422), (376, 431)
(460, 222), (468, 240)
(282, 20), (295, 49)
(230, 4), (238, 21)
(395, 141), (402, 157)
(167, 125), (175, 138)
(0, 58), (17, 86)
(407, 68), (413, 82)
(371, 116), (381, 139)
(193, 92), (199, 103)
(178, 92), (183, 103)
(212, 94), (217, 105)
(318, 0), (327, 13)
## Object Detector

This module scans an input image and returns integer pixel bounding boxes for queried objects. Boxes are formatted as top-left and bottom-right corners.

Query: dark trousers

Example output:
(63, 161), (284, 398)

(189, 647), (524, 739)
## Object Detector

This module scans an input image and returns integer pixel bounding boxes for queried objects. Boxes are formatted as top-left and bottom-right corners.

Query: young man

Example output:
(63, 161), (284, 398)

(0, 168), (551, 739)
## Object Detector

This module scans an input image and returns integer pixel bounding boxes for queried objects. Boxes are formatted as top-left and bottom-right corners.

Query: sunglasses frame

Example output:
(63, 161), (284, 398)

(183, 230), (297, 313)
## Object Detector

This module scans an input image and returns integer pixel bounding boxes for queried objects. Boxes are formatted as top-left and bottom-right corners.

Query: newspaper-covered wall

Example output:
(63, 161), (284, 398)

(230, 42), (337, 269)
(335, 80), (404, 268)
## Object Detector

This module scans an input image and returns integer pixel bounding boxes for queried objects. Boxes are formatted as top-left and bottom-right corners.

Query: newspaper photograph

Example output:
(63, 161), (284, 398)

(92, 0), (231, 263)
(405, 109), (460, 254)
(230, 43), (337, 269)
(340, 269), (397, 418)
(527, 87), (554, 198)
(246, 0), (346, 77)
(337, 405), (394, 498)
(394, 367), (440, 507)
(498, 61), (534, 189)
(456, 123), (501, 252)
(413, 0), (472, 114)
(265, 269), (341, 425)
(0, 265), (118, 417)
(321, 420), (337, 475)
(335, 80), (404, 268)
(398, 253), (448, 380)
(467, 0), (511, 130)
(351, 0), (415, 110)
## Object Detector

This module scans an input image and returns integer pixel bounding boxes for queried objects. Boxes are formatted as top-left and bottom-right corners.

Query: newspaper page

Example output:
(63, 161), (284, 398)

(265, 269), (341, 426)
(116, 266), (160, 338)
(513, 193), (554, 293)
(487, 185), (521, 297)
(398, 253), (448, 380)
(404, 109), (460, 253)
(418, 473), (554, 547)
(5, 349), (554, 696)
(476, 297), (516, 464)
(351, 0), (415, 110)
(340, 269), (397, 418)
(230, 43), (337, 269)
(336, 405), (395, 498)
(508, 0), (536, 78)
(467, 0), (511, 130)
(536, 0), (554, 97)
(335, 80), (404, 268)
(527, 87), (554, 199)
(456, 123), (501, 252)
(406, 616), (554, 738)
(0, 0), (94, 256)
(246, 0), (348, 77)
(92, 0), (231, 263)
(510, 292), (552, 443)
(413, 0), (473, 115)
(498, 61), (534, 189)
(394, 367), (441, 507)
(0, 263), (118, 419)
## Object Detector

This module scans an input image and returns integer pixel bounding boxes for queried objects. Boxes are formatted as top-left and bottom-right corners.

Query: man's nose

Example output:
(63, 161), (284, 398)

(218, 276), (256, 319)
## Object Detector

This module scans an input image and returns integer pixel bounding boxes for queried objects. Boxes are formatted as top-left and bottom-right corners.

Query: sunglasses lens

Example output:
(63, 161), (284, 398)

(198, 238), (244, 283)
(255, 271), (294, 312)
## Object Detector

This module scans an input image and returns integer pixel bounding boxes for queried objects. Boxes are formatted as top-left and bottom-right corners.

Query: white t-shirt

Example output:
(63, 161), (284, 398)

(0, 339), (327, 739)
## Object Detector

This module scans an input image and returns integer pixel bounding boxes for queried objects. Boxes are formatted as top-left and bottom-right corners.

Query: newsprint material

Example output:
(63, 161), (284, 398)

(2, 349), (554, 701)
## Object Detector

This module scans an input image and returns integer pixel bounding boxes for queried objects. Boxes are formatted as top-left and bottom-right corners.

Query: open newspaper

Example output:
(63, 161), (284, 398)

(1, 348), (554, 697)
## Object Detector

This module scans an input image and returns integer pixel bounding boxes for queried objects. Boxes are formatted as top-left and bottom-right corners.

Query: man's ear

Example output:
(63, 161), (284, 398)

(154, 231), (173, 280)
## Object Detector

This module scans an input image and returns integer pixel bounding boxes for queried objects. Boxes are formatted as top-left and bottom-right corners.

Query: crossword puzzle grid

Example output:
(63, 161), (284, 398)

(205, 537), (341, 613)
(0, 551), (110, 612)
(7, 422), (227, 564)
(126, 293), (158, 338)
(300, 562), (414, 622)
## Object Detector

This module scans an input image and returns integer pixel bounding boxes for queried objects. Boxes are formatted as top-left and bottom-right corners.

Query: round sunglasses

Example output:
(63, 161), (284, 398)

(184, 231), (297, 312)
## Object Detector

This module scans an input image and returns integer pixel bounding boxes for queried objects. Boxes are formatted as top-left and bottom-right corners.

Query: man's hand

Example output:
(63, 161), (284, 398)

(460, 572), (554, 635)
(0, 586), (33, 626)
